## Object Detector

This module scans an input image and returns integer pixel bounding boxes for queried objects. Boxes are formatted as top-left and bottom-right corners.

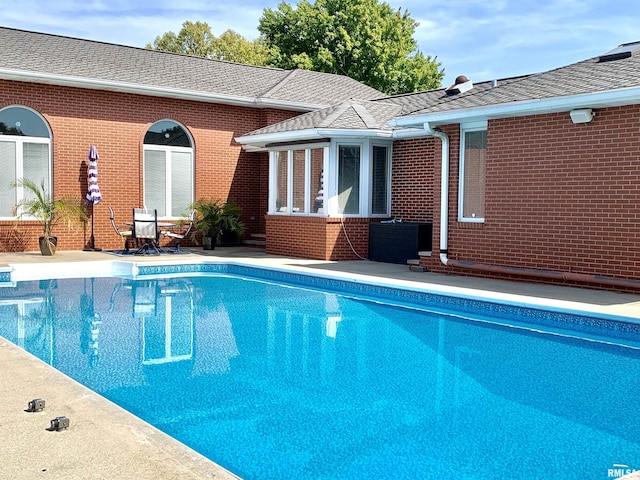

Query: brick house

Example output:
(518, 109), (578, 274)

(237, 42), (640, 291)
(2, 27), (639, 290)
(0, 27), (382, 253)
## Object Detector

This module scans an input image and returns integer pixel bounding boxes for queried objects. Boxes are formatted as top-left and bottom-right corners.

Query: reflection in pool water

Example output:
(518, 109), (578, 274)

(0, 273), (639, 479)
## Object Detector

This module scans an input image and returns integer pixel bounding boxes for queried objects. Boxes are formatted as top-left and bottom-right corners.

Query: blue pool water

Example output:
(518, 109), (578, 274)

(0, 267), (639, 479)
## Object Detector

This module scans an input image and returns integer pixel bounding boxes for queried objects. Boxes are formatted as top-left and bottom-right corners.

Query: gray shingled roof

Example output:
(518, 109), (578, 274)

(239, 43), (640, 143)
(381, 76), (528, 116)
(0, 27), (383, 109)
(391, 43), (640, 121)
(245, 99), (403, 137)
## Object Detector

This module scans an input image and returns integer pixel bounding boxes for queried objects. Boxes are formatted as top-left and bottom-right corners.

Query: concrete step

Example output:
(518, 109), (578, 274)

(244, 233), (266, 248)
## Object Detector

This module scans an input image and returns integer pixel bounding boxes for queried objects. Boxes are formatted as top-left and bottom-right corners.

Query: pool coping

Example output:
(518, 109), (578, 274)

(0, 334), (241, 480)
(5, 257), (640, 321)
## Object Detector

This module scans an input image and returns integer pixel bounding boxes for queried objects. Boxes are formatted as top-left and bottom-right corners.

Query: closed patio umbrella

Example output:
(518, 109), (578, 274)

(84, 145), (102, 251)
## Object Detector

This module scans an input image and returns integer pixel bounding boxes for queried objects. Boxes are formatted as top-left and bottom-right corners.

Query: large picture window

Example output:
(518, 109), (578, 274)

(143, 120), (193, 218)
(459, 123), (487, 222)
(0, 106), (51, 218)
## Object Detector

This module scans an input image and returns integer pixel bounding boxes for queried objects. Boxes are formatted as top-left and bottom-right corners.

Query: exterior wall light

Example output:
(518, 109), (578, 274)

(569, 109), (594, 123)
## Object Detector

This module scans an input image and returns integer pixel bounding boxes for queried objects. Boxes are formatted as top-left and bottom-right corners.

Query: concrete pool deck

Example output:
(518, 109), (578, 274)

(1, 247), (639, 479)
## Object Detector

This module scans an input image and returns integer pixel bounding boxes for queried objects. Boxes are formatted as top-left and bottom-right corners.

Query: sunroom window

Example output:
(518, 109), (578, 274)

(0, 106), (51, 218)
(268, 139), (391, 217)
(275, 151), (288, 212)
(337, 145), (361, 214)
(371, 145), (389, 215)
(143, 120), (194, 218)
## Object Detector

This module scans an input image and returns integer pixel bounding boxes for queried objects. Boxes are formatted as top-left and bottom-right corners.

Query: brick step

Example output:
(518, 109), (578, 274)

(407, 258), (427, 272)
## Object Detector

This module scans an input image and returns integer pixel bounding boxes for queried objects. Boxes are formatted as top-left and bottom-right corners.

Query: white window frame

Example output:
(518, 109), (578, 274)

(369, 142), (392, 217)
(143, 120), (194, 220)
(458, 121), (487, 223)
(269, 143), (329, 215)
(330, 141), (365, 216)
(0, 106), (52, 220)
(268, 139), (393, 218)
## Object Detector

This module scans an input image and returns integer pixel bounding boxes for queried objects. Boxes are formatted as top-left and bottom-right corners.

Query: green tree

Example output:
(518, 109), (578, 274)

(147, 21), (269, 66)
(212, 30), (269, 65)
(258, 0), (444, 94)
(147, 21), (215, 57)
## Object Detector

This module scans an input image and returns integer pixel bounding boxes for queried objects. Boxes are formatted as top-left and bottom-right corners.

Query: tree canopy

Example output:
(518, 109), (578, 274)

(147, 21), (270, 66)
(258, 0), (443, 94)
(147, 0), (444, 95)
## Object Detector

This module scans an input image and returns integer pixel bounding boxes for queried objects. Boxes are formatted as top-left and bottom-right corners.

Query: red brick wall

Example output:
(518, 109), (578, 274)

(266, 215), (370, 260)
(391, 137), (437, 222)
(415, 108), (640, 289)
(0, 80), (296, 251)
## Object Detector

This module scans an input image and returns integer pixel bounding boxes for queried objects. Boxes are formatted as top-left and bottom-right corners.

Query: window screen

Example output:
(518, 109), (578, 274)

(461, 130), (486, 220)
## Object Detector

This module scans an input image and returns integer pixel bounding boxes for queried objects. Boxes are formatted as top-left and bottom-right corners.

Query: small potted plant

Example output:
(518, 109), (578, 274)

(13, 178), (87, 255)
(189, 198), (245, 250)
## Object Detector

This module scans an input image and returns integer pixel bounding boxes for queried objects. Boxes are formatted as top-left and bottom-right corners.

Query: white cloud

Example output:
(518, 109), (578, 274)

(4, 0), (640, 88)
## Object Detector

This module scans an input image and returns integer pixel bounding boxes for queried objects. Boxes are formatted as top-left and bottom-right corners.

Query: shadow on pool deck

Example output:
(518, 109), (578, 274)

(0, 247), (639, 479)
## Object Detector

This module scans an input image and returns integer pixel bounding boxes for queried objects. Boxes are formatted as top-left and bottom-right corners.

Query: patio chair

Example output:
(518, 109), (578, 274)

(108, 206), (133, 253)
(132, 208), (160, 255)
(160, 210), (194, 253)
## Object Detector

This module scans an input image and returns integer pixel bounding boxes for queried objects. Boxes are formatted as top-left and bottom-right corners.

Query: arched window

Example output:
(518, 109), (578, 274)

(143, 120), (194, 218)
(0, 106), (51, 218)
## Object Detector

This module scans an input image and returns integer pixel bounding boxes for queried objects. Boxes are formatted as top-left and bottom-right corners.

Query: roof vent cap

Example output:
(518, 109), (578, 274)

(445, 75), (473, 95)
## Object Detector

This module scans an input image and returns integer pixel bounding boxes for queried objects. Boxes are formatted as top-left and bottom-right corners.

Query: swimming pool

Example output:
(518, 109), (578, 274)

(0, 262), (638, 479)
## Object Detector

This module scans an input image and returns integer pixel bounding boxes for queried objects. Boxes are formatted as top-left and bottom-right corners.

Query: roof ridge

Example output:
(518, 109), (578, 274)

(260, 69), (301, 98)
(350, 100), (379, 128)
(317, 100), (353, 128)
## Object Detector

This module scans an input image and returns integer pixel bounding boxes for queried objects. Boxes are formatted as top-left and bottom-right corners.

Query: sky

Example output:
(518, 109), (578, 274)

(3, 0), (640, 89)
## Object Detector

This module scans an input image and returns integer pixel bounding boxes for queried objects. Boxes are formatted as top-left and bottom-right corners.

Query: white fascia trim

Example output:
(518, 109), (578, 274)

(235, 128), (391, 147)
(236, 129), (325, 146)
(0, 68), (324, 112)
(391, 127), (431, 139)
(254, 97), (328, 111)
(390, 85), (640, 127)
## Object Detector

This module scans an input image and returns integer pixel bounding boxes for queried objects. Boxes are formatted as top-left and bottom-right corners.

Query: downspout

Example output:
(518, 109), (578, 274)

(422, 123), (640, 290)
(422, 123), (450, 267)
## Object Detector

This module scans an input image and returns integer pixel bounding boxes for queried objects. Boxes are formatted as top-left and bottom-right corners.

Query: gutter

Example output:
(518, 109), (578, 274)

(0, 68), (327, 112)
(423, 123), (640, 291)
(236, 126), (430, 148)
(236, 127), (394, 148)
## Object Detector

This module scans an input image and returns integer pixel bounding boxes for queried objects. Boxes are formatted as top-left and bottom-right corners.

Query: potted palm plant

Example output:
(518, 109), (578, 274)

(13, 178), (88, 255)
(218, 199), (245, 246)
(189, 198), (245, 250)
